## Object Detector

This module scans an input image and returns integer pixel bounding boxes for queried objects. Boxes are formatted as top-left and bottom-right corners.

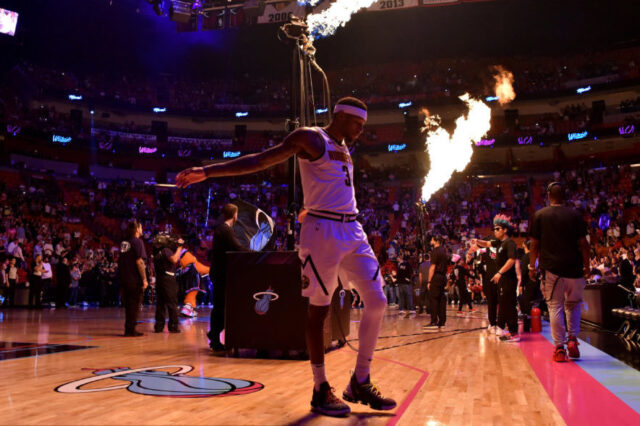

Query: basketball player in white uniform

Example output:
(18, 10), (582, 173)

(176, 97), (395, 417)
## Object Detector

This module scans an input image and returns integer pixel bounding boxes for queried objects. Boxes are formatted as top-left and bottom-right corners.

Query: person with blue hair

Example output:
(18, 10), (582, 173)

(473, 214), (520, 342)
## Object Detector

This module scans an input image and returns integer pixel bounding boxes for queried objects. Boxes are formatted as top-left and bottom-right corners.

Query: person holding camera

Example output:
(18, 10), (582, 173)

(153, 234), (185, 333)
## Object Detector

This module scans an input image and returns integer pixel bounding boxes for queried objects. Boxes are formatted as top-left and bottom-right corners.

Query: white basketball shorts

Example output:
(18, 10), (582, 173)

(299, 215), (383, 306)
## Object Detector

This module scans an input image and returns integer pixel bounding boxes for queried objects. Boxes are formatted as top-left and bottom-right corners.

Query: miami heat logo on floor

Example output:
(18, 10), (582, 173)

(253, 287), (279, 315)
(55, 366), (263, 397)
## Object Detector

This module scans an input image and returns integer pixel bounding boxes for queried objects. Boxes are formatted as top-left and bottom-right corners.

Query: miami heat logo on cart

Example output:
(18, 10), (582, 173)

(253, 287), (279, 315)
(55, 365), (263, 397)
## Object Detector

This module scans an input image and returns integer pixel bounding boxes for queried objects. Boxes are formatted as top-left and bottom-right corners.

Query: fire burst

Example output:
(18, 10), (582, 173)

(304, 0), (378, 40)
(420, 94), (491, 203)
(492, 66), (516, 105)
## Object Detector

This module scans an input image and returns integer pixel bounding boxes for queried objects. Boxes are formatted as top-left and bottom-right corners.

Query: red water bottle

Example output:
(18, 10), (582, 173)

(531, 307), (542, 333)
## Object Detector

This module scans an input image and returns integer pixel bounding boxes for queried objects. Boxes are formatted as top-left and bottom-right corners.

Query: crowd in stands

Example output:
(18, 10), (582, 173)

(1, 157), (639, 310)
(2, 45), (638, 118)
(2, 45), (639, 159)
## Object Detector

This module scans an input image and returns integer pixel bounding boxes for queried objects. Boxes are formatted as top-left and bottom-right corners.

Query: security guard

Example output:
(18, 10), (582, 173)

(153, 234), (185, 333)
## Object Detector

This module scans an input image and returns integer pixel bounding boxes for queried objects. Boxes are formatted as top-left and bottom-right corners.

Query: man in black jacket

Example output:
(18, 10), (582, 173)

(208, 203), (246, 351)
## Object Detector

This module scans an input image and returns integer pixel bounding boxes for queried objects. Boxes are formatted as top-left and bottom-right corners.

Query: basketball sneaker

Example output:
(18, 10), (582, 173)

(180, 303), (195, 317)
(553, 346), (569, 362)
(500, 334), (520, 342)
(343, 374), (396, 411)
(311, 382), (350, 417)
(567, 336), (580, 358)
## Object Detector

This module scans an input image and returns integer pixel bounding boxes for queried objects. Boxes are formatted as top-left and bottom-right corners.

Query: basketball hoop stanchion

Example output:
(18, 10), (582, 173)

(278, 16), (331, 250)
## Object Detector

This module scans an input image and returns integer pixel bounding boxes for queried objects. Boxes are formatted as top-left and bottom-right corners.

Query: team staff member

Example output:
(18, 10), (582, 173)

(118, 220), (148, 337)
(474, 215), (519, 341)
(423, 236), (448, 331)
(177, 97), (395, 417)
(208, 204), (246, 351)
(529, 182), (590, 362)
(153, 235), (185, 333)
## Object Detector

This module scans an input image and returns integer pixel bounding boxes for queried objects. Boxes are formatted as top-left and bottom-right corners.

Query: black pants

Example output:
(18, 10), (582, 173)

(457, 283), (473, 311)
(484, 280), (498, 326)
(155, 276), (179, 331)
(7, 279), (17, 306)
(29, 276), (42, 308)
(429, 274), (447, 326)
(418, 284), (429, 313)
(498, 277), (518, 335)
(122, 284), (143, 334)
(56, 283), (68, 309)
(41, 278), (53, 304)
(209, 276), (226, 346)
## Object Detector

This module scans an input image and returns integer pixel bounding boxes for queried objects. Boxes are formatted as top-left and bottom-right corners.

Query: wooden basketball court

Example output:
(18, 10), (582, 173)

(1, 306), (639, 425)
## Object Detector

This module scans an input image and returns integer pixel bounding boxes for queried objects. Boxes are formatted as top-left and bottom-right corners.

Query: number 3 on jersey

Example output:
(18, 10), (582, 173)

(342, 165), (352, 187)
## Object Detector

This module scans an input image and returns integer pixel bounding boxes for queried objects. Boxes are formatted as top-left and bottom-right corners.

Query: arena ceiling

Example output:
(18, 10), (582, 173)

(0, 0), (639, 77)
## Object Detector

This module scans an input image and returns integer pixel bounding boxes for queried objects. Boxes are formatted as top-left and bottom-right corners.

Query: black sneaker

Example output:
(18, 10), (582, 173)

(311, 382), (350, 417)
(210, 341), (225, 352)
(343, 374), (396, 411)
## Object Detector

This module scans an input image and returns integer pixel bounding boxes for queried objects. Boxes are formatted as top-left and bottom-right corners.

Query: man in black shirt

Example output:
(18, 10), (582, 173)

(423, 236), (448, 331)
(208, 203), (246, 351)
(118, 220), (148, 337)
(475, 215), (519, 341)
(153, 234), (185, 333)
(529, 182), (590, 362)
(396, 255), (414, 317)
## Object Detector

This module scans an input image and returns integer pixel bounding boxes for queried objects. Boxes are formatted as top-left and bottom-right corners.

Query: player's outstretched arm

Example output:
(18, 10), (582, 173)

(175, 128), (322, 188)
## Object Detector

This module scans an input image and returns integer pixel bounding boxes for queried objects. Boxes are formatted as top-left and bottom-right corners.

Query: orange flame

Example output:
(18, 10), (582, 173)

(492, 66), (516, 106)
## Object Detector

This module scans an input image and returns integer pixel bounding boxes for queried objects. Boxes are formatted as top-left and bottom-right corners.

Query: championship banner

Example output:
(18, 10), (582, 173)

(232, 199), (275, 251)
(367, 0), (420, 12)
(257, 1), (307, 24)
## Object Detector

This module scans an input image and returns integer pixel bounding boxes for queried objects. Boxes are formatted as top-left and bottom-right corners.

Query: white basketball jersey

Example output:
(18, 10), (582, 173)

(298, 127), (358, 215)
